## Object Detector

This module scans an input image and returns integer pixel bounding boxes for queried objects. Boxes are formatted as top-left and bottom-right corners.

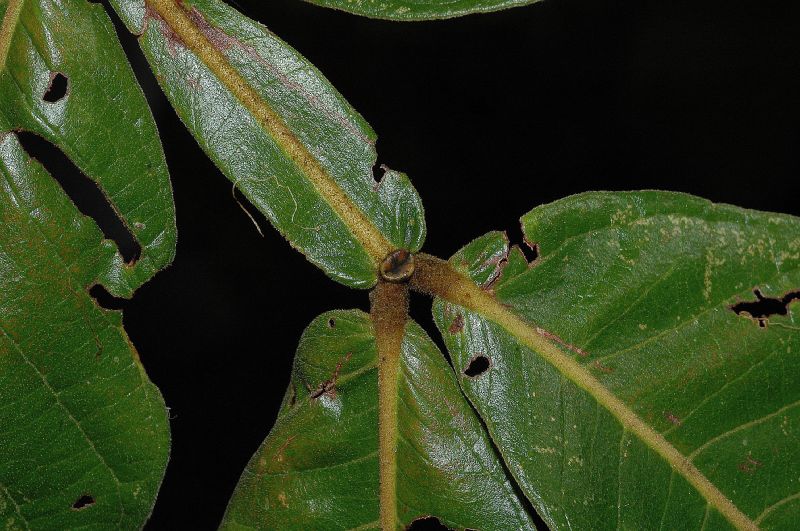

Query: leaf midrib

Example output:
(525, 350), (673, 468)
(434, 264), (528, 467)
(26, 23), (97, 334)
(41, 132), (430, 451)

(414, 255), (758, 531)
(145, 0), (393, 266)
(0, 0), (23, 73)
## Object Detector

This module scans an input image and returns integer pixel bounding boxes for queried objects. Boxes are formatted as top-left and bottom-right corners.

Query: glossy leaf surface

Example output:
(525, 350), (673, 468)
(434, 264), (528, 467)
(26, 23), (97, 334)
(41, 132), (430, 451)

(0, 0), (176, 297)
(134, 0), (425, 289)
(302, 0), (540, 20)
(433, 191), (800, 529)
(0, 134), (169, 529)
(222, 310), (534, 530)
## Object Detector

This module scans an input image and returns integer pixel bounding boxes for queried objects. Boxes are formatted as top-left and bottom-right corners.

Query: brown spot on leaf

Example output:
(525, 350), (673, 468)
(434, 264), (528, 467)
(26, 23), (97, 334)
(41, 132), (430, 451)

(187, 7), (238, 51)
(664, 412), (682, 426)
(448, 313), (464, 334)
(147, 6), (184, 57)
(480, 251), (507, 290)
(593, 361), (614, 374)
(274, 435), (296, 464)
(536, 327), (589, 357)
(311, 352), (352, 399)
(186, 74), (202, 91)
(738, 455), (762, 473)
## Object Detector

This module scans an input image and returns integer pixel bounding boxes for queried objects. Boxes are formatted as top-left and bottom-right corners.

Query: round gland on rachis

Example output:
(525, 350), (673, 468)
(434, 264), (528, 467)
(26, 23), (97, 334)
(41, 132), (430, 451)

(379, 249), (415, 283)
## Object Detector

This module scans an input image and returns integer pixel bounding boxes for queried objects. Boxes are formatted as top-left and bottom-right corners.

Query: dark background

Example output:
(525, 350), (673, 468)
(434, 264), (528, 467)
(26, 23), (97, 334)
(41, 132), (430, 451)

(47, 0), (800, 528)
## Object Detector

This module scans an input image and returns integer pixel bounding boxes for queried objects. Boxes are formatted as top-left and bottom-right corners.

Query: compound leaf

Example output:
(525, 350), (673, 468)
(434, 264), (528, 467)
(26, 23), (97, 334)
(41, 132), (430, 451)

(432, 191), (800, 530)
(222, 310), (534, 530)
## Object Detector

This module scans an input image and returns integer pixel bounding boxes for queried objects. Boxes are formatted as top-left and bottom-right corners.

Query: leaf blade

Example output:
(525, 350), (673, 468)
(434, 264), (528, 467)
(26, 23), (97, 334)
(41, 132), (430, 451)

(135, 0), (426, 288)
(222, 310), (535, 530)
(0, 133), (169, 529)
(0, 1), (176, 525)
(0, 0), (177, 297)
(428, 191), (800, 529)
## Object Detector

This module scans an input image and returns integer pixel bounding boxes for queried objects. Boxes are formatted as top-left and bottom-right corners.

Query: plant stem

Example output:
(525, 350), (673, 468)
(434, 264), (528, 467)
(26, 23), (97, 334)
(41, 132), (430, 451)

(371, 280), (408, 530)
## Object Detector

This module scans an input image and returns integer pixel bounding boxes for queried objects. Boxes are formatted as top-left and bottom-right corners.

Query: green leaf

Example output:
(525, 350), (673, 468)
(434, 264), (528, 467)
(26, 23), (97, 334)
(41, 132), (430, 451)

(0, 1), (176, 526)
(0, 0), (177, 297)
(0, 133), (169, 529)
(222, 310), (535, 530)
(432, 191), (800, 529)
(132, 0), (426, 289)
(301, 0), (540, 21)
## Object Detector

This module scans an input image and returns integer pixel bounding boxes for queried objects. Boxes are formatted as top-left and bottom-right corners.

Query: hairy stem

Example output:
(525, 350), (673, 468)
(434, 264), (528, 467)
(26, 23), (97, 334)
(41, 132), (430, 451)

(371, 280), (408, 530)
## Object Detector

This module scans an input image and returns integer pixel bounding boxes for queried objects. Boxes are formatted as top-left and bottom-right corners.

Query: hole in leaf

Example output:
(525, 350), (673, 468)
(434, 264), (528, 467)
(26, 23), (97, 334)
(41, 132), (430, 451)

(71, 494), (95, 510)
(463, 355), (490, 377)
(16, 132), (141, 264)
(89, 284), (127, 310)
(508, 221), (538, 263)
(43, 73), (68, 103)
(328, 318), (336, 328)
(731, 288), (800, 327)
(406, 516), (451, 530)
(371, 160), (384, 184)
(521, 241), (539, 264)
(506, 221), (539, 264)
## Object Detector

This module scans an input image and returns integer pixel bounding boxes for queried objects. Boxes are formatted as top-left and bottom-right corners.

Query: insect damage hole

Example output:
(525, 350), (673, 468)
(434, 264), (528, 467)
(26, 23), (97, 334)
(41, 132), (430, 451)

(89, 284), (127, 310)
(463, 355), (490, 378)
(406, 516), (452, 530)
(16, 132), (142, 264)
(71, 494), (95, 510)
(43, 73), (68, 103)
(731, 288), (800, 327)
(508, 220), (539, 263)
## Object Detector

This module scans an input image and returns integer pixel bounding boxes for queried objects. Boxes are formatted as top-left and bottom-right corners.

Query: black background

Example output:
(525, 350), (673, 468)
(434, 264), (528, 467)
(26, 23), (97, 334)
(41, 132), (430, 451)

(48, 0), (800, 528)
